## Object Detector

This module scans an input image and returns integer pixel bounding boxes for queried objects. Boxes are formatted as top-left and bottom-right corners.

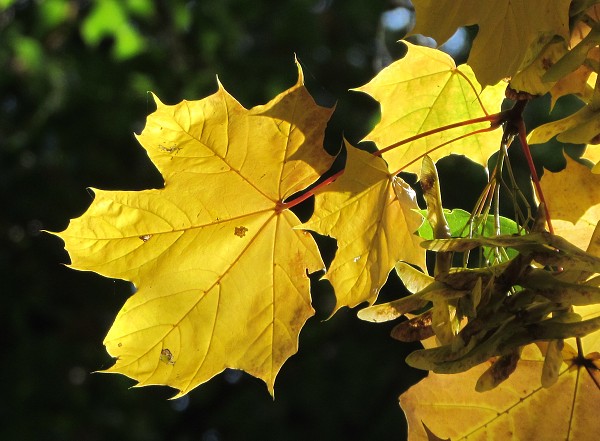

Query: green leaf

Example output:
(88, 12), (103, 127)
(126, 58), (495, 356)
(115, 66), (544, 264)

(81, 0), (145, 60)
(417, 208), (520, 241)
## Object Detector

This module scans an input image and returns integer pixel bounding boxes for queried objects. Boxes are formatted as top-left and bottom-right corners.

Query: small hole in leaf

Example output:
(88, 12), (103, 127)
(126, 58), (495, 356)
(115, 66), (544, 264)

(160, 348), (175, 365)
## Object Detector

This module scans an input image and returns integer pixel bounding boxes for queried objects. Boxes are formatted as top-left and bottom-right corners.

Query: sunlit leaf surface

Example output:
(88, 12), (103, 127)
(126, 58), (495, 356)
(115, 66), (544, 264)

(410, 0), (570, 87)
(303, 143), (425, 312)
(56, 64), (334, 396)
(540, 155), (600, 249)
(355, 42), (505, 175)
(400, 344), (600, 441)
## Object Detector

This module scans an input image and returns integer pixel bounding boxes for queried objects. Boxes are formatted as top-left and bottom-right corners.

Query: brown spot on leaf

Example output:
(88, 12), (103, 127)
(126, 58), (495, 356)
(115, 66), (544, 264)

(391, 311), (435, 342)
(234, 226), (248, 238)
(542, 58), (553, 70)
(476, 350), (520, 391)
(158, 144), (181, 154)
(139, 234), (152, 242)
(590, 133), (600, 144)
(420, 173), (435, 193)
(160, 348), (175, 365)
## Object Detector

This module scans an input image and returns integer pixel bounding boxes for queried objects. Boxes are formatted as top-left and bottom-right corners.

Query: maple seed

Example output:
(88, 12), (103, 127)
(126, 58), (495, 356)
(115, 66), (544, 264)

(139, 234), (152, 242)
(234, 226), (248, 238)
(160, 348), (175, 365)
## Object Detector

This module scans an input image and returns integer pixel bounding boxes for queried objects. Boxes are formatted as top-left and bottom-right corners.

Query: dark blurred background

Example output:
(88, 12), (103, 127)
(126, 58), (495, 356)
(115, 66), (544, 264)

(1, 1), (582, 440)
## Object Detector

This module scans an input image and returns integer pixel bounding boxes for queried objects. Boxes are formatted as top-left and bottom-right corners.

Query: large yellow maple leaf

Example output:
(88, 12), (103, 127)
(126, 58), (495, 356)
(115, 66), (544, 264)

(410, 0), (570, 87)
(400, 344), (600, 441)
(355, 42), (505, 175)
(55, 64), (334, 396)
(303, 143), (425, 312)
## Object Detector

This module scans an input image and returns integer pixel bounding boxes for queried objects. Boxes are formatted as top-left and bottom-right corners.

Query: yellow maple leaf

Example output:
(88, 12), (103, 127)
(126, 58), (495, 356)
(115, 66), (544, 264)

(529, 104), (600, 146)
(410, 0), (570, 87)
(355, 42), (505, 175)
(571, 222), (600, 353)
(400, 344), (600, 441)
(545, 2), (600, 106)
(549, 62), (597, 109)
(583, 144), (600, 172)
(529, 103), (600, 173)
(510, 39), (568, 97)
(574, 303), (600, 353)
(540, 155), (600, 250)
(545, 8), (600, 107)
(302, 143), (425, 312)
(55, 63), (334, 396)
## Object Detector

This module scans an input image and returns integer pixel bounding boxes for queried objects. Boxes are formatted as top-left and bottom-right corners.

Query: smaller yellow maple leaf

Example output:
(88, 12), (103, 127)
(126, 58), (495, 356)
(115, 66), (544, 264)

(544, 8), (600, 107)
(529, 98), (600, 148)
(549, 62), (597, 109)
(354, 42), (505, 175)
(302, 142), (425, 312)
(510, 39), (568, 96)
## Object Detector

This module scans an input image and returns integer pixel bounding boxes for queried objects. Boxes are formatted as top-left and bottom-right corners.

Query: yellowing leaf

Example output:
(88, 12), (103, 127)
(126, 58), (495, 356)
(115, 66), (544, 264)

(529, 104), (600, 146)
(574, 304), (600, 352)
(572, 224), (600, 353)
(410, 0), (570, 87)
(549, 0), (600, 105)
(303, 143), (425, 312)
(540, 155), (600, 250)
(510, 39), (568, 96)
(400, 344), (600, 441)
(55, 64), (334, 396)
(355, 42), (505, 175)
(542, 28), (600, 84)
(583, 144), (600, 171)
(549, 61), (597, 108)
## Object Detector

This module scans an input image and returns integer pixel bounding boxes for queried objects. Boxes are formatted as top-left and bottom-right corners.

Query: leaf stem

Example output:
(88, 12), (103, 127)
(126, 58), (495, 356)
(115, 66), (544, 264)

(576, 337), (585, 359)
(516, 119), (554, 234)
(390, 126), (498, 176)
(375, 113), (503, 157)
(279, 169), (344, 211)
(281, 113), (504, 211)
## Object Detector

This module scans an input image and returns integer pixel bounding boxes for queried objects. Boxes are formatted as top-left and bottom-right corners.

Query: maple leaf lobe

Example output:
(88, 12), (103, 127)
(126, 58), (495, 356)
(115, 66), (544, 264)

(410, 0), (570, 86)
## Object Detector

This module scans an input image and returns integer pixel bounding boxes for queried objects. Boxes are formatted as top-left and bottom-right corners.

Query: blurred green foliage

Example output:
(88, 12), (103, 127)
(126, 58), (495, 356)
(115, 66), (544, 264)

(1, 1), (430, 440)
